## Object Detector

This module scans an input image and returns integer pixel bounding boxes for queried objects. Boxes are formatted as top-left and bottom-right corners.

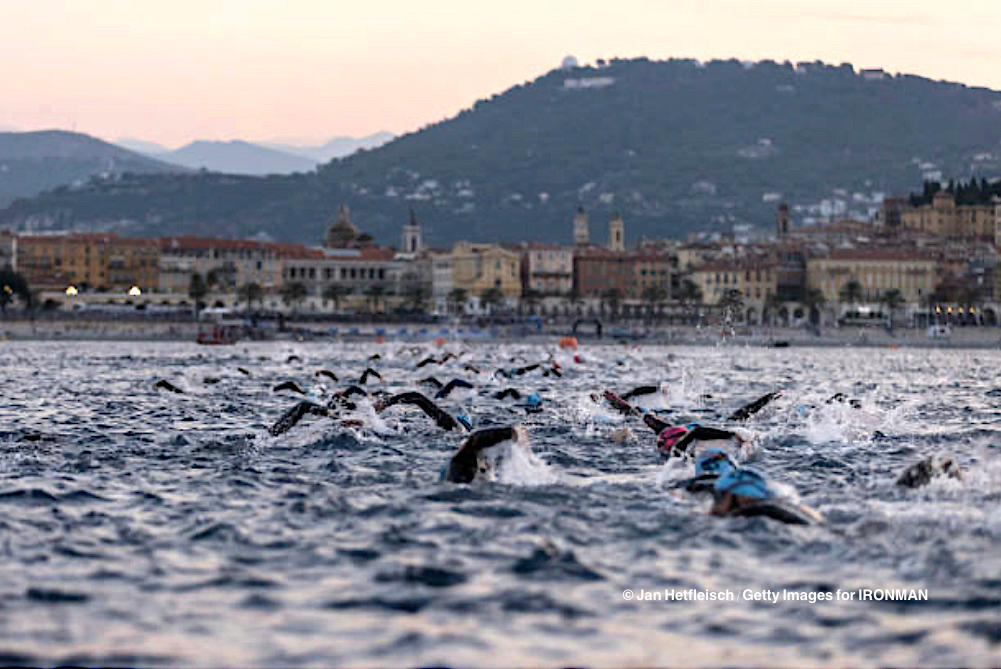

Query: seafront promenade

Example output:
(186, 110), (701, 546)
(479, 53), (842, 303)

(2, 315), (1000, 349)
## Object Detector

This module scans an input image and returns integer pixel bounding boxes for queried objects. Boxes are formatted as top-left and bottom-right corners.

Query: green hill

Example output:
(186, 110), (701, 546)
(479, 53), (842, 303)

(0, 130), (184, 209)
(3, 59), (1001, 244)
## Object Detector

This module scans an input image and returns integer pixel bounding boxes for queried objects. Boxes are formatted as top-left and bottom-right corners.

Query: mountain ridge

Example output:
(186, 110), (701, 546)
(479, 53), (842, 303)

(4, 58), (1001, 245)
(0, 130), (185, 209)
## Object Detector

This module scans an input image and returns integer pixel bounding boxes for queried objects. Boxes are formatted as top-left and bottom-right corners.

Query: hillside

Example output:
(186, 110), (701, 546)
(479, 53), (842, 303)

(4, 59), (1001, 244)
(0, 130), (184, 208)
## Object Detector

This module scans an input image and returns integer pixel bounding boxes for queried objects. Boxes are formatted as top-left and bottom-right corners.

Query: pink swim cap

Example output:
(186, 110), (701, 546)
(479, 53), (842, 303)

(657, 426), (689, 454)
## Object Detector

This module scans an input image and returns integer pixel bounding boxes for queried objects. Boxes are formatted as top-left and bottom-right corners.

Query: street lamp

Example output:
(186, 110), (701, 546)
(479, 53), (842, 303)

(128, 286), (141, 297)
(65, 285), (78, 296)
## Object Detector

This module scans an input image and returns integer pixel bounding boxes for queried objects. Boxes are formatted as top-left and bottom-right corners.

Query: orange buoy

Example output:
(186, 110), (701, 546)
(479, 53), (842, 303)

(558, 336), (578, 350)
(434, 337), (447, 347)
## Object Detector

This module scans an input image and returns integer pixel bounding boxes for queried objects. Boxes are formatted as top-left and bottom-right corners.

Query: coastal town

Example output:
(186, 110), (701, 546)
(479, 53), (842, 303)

(2, 179), (1001, 332)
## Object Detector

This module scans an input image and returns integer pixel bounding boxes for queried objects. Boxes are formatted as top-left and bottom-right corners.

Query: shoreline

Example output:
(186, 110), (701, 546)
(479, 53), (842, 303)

(2, 317), (999, 349)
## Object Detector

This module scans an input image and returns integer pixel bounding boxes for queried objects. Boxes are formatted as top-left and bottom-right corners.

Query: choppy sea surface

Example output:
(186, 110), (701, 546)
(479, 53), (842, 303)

(1, 340), (1000, 667)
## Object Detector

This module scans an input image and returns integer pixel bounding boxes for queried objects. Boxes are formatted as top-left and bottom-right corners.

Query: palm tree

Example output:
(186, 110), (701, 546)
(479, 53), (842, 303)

(881, 288), (905, 329)
(0, 270), (30, 314)
(447, 288), (467, 316)
(641, 285), (668, 321)
(803, 287), (826, 327)
(188, 272), (208, 317)
(521, 288), (543, 315)
(364, 285), (386, 313)
(323, 284), (353, 313)
(763, 291), (781, 328)
(676, 279), (702, 324)
(839, 279), (864, 304)
(237, 282), (263, 314)
(480, 286), (505, 314)
(402, 283), (428, 313)
(600, 287), (622, 319)
(281, 281), (308, 313)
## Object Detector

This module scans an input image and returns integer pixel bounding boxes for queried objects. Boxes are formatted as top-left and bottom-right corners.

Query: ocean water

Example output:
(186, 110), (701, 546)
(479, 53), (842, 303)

(1, 340), (999, 667)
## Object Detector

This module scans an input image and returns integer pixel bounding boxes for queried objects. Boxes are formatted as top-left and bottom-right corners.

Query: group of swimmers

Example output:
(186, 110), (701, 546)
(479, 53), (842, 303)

(209, 345), (962, 527)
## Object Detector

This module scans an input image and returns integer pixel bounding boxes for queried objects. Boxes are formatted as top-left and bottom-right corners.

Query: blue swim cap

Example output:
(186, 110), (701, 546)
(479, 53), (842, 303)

(713, 467), (772, 500)
(456, 413), (473, 430)
(685, 422), (701, 430)
(695, 447), (735, 477)
(525, 393), (541, 407)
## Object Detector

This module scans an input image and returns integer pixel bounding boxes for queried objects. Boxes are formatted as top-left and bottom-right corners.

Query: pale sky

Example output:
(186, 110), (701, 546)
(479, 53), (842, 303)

(3, 0), (1000, 147)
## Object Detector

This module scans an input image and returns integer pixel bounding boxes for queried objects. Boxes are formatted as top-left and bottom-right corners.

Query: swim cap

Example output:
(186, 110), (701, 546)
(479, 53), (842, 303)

(657, 425), (690, 453)
(695, 447), (735, 477)
(523, 393), (543, 413)
(713, 467), (772, 500)
(455, 413), (473, 430)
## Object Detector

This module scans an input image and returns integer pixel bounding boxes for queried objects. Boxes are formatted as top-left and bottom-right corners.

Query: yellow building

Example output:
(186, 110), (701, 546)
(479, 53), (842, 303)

(450, 242), (521, 298)
(691, 261), (778, 305)
(898, 191), (997, 240)
(17, 233), (159, 293)
(806, 251), (937, 304)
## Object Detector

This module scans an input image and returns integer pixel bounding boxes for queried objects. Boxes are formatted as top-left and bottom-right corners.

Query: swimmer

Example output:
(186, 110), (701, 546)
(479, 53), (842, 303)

(314, 370), (338, 382)
(495, 388), (522, 400)
(444, 426), (520, 483)
(896, 455), (962, 488)
(153, 379), (184, 394)
(673, 446), (737, 493)
(710, 467), (823, 525)
(602, 390), (747, 459)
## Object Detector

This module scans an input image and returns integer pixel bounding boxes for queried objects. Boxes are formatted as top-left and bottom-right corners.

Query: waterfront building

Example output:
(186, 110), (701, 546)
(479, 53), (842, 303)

(158, 236), (286, 295)
(516, 242), (574, 296)
(17, 232), (159, 293)
(690, 260), (779, 305)
(806, 251), (938, 305)
(450, 242), (521, 299)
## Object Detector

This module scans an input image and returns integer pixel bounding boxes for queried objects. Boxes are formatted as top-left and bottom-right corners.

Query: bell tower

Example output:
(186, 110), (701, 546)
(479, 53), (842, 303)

(402, 207), (423, 254)
(608, 212), (625, 251)
(573, 205), (590, 246)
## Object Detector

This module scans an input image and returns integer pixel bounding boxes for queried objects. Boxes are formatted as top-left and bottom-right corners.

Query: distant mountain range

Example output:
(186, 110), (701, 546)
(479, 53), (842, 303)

(0, 130), (183, 209)
(4, 58), (1001, 245)
(262, 132), (396, 163)
(114, 132), (395, 176)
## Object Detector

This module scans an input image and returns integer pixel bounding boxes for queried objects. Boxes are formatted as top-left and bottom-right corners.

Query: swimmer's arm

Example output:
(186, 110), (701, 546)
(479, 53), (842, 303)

(727, 391), (781, 421)
(689, 426), (739, 441)
(269, 400), (335, 436)
(375, 392), (459, 431)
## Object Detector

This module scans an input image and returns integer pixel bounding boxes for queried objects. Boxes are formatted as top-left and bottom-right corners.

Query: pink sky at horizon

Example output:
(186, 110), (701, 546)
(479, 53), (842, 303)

(3, 0), (1000, 148)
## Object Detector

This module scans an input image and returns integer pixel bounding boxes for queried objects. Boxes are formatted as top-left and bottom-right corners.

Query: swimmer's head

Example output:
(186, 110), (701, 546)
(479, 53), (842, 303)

(523, 393), (542, 412)
(695, 447), (735, 477)
(455, 412), (473, 430)
(657, 425), (690, 453)
(713, 467), (771, 501)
